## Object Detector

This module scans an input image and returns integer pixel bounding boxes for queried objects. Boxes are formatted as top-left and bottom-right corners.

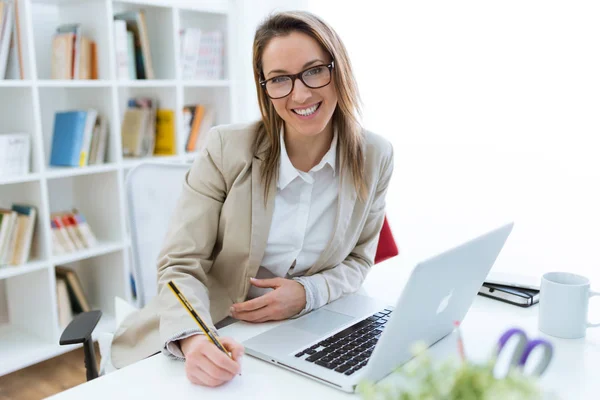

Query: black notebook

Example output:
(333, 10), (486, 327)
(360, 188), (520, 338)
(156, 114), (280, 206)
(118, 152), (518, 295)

(478, 282), (539, 307)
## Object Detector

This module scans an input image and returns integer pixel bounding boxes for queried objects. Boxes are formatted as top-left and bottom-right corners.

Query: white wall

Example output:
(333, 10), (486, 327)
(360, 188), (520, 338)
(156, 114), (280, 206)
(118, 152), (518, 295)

(230, 0), (309, 123)
(308, 0), (600, 286)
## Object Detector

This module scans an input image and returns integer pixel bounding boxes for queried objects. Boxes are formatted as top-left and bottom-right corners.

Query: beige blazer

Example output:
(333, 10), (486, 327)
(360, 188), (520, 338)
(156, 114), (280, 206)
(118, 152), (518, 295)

(111, 121), (394, 369)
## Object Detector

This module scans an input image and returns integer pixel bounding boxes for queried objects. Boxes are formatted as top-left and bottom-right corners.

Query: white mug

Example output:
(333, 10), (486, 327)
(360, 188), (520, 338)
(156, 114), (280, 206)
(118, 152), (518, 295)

(538, 272), (600, 339)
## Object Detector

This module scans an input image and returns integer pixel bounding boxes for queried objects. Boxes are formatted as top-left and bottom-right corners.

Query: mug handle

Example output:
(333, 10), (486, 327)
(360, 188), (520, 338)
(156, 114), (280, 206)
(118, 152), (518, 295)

(588, 290), (600, 328)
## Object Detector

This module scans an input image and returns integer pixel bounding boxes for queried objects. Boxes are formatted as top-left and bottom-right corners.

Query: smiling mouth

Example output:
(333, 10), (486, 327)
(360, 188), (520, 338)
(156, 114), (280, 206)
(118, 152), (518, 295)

(292, 102), (322, 116)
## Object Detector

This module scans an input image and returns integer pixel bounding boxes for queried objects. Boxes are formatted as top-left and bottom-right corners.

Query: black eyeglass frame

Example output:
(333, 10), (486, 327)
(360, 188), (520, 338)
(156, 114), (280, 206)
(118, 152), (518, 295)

(260, 61), (335, 99)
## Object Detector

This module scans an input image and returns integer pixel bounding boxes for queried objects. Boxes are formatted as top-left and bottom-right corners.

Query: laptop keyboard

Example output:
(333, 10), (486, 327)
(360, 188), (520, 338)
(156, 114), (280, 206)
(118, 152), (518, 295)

(294, 308), (393, 376)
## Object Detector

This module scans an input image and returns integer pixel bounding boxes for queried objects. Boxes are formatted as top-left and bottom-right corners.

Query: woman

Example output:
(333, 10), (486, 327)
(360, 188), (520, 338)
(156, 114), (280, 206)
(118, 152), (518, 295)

(110, 11), (394, 387)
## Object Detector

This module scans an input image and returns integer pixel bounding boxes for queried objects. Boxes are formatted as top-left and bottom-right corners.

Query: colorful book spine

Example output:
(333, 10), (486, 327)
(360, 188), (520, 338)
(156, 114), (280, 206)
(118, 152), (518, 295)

(50, 219), (67, 256)
(154, 109), (176, 155)
(61, 214), (85, 250)
(51, 217), (76, 254)
(10, 204), (36, 265)
(72, 212), (98, 248)
(50, 111), (88, 167)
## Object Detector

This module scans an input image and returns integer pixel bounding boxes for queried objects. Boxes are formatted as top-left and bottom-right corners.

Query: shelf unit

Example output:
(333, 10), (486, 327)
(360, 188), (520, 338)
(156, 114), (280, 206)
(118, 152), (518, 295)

(0, 0), (236, 376)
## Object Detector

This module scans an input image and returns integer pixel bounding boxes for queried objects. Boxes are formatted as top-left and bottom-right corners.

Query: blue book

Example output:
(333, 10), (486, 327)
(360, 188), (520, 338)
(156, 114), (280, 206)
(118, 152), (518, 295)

(50, 111), (88, 167)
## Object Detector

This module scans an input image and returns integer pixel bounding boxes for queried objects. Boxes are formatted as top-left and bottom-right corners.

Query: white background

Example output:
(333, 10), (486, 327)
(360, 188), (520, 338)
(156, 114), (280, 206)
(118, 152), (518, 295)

(237, 0), (600, 288)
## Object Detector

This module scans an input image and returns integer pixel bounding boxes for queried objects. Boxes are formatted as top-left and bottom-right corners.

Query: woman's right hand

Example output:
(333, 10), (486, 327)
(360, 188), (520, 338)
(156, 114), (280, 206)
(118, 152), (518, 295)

(179, 334), (244, 387)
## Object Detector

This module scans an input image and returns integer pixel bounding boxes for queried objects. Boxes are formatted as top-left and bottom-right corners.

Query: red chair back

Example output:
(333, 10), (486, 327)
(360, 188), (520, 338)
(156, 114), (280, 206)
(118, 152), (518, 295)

(374, 216), (399, 264)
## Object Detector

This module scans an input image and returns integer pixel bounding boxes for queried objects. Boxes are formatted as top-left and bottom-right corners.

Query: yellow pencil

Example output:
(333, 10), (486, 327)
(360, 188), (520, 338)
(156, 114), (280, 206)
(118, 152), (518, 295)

(167, 280), (234, 361)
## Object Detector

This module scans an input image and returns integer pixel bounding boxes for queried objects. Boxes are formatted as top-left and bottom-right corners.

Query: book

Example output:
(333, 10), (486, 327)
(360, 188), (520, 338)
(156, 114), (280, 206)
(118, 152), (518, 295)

(51, 32), (74, 79)
(195, 31), (223, 80)
(60, 213), (85, 250)
(0, 212), (8, 261)
(195, 107), (215, 152)
(78, 109), (98, 166)
(95, 115), (108, 164)
(114, 11), (154, 79)
(484, 271), (540, 291)
(87, 116), (101, 165)
(71, 210), (97, 248)
(50, 110), (88, 167)
(88, 115), (108, 165)
(55, 266), (91, 313)
(2, 209), (19, 266)
(113, 19), (129, 80)
(5, 0), (23, 80)
(134, 10), (153, 79)
(56, 276), (74, 329)
(50, 219), (67, 256)
(8, 214), (27, 265)
(90, 40), (98, 79)
(51, 23), (96, 80)
(185, 105), (215, 152)
(182, 106), (193, 150)
(9, 203), (36, 265)
(51, 216), (75, 254)
(180, 28), (202, 80)
(126, 97), (157, 157)
(0, 209), (16, 265)
(56, 23), (81, 79)
(126, 30), (137, 79)
(0, 133), (30, 177)
(185, 105), (205, 152)
(0, 2), (13, 79)
(153, 109), (175, 155)
(76, 35), (93, 79)
(121, 108), (149, 157)
(478, 282), (539, 308)
(179, 29), (223, 80)
(50, 210), (98, 255)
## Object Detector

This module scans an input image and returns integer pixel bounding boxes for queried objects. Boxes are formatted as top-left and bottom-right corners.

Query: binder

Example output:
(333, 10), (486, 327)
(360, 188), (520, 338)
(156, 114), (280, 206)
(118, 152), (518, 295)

(478, 282), (539, 307)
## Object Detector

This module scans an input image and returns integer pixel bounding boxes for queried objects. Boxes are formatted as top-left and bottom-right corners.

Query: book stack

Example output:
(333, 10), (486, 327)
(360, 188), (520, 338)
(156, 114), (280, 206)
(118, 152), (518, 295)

(114, 10), (154, 80)
(49, 110), (108, 167)
(0, 133), (29, 178)
(50, 210), (98, 256)
(180, 28), (223, 80)
(0, 204), (37, 267)
(51, 23), (98, 79)
(55, 266), (91, 328)
(121, 97), (158, 158)
(0, 0), (24, 80)
(183, 104), (215, 153)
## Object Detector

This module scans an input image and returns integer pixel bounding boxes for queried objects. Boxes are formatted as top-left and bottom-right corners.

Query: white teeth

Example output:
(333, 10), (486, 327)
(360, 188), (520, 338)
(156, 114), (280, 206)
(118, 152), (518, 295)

(293, 103), (320, 116)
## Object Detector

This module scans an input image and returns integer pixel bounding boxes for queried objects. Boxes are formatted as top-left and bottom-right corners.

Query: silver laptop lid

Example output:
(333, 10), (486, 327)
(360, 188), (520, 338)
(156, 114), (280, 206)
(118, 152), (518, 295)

(362, 222), (514, 384)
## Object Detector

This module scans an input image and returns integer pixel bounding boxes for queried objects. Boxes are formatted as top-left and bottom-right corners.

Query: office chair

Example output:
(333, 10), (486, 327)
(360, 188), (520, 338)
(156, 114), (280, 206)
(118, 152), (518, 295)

(60, 162), (398, 381)
(59, 162), (190, 380)
(374, 216), (399, 264)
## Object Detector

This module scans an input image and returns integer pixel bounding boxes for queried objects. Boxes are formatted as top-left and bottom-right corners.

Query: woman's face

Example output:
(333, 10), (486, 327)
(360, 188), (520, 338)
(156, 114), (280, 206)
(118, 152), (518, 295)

(261, 31), (337, 139)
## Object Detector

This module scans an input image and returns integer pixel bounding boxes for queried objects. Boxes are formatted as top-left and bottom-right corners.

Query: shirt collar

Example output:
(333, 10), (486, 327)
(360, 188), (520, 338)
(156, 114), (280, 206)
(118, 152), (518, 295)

(278, 126), (338, 190)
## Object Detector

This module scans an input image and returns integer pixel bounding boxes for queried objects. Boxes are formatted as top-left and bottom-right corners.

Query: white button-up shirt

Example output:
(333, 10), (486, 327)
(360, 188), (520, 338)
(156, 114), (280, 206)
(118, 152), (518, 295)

(248, 128), (339, 312)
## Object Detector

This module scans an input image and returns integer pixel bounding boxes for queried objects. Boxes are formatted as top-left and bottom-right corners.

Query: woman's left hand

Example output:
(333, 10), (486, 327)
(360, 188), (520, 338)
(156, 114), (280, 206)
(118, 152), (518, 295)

(230, 278), (306, 323)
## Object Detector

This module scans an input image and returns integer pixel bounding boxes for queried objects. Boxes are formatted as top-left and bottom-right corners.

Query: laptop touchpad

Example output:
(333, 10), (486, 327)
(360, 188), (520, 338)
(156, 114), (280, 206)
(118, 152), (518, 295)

(288, 309), (354, 336)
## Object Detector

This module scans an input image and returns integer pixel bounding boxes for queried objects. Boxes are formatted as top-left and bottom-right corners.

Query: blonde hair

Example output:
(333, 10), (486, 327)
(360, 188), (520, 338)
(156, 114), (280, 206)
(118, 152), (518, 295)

(252, 11), (367, 201)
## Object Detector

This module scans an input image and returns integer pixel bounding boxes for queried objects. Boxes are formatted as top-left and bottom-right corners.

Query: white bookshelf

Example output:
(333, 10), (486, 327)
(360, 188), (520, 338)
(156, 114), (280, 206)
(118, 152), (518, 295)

(0, 0), (236, 376)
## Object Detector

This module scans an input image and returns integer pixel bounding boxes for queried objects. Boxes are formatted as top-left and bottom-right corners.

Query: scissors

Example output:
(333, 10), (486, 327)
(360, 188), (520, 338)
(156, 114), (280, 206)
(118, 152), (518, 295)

(493, 327), (553, 378)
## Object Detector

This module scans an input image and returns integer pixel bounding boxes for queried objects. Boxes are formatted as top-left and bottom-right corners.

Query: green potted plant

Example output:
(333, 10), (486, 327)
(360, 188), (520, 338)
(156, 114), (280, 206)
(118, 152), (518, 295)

(357, 341), (557, 400)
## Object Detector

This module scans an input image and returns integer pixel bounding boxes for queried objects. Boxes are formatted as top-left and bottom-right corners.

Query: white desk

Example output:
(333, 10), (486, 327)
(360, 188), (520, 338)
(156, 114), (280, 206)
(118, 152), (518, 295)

(49, 261), (600, 399)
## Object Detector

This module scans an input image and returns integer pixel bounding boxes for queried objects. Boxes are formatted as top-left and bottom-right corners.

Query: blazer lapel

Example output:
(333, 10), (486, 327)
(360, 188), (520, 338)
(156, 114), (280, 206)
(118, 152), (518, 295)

(306, 160), (357, 275)
(247, 156), (276, 279)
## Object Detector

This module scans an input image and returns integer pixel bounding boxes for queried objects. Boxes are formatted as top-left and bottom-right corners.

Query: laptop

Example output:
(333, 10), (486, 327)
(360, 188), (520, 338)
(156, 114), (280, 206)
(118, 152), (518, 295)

(242, 222), (514, 392)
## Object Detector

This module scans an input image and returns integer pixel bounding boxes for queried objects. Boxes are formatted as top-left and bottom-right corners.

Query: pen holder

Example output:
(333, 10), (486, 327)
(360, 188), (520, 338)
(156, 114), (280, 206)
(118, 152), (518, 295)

(356, 342), (558, 400)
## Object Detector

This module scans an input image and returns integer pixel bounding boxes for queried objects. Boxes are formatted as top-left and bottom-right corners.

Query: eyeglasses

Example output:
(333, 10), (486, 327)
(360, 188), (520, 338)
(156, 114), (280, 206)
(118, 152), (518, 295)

(260, 61), (335, 99)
